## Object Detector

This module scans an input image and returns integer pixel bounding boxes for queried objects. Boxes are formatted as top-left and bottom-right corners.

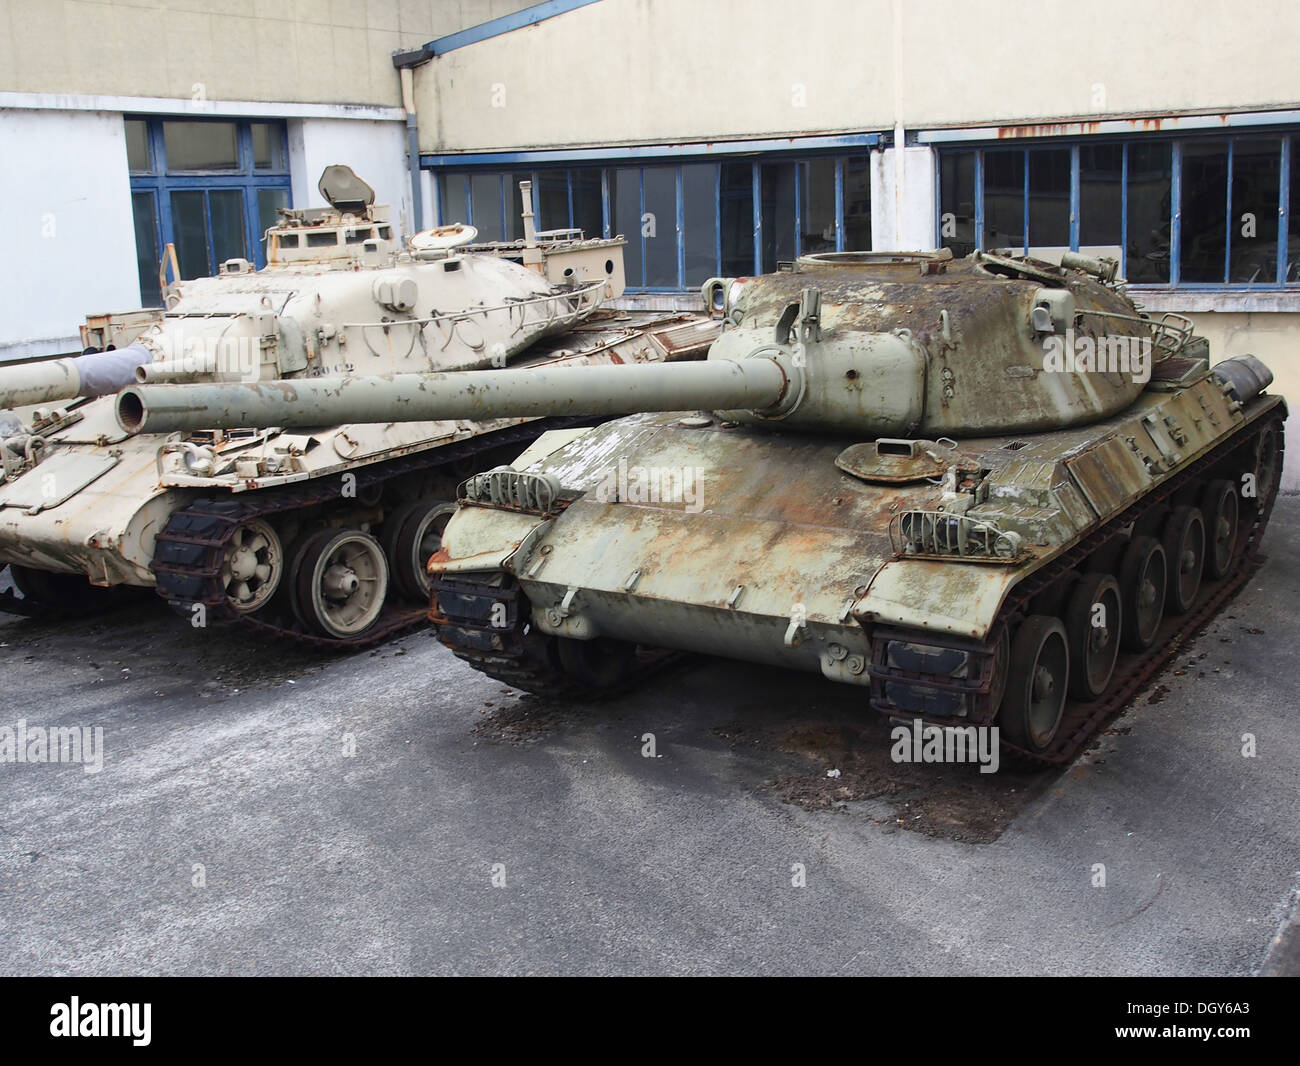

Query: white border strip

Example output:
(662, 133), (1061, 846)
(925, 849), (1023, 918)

(0, 92), (405, 122)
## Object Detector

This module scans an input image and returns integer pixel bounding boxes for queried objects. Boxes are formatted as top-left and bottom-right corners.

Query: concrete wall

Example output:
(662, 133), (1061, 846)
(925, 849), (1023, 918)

(414, 0), (1300, 153)
(288, 118), (413, 235)
(0, 0), (534, 108)
(0, 108), (138, 359)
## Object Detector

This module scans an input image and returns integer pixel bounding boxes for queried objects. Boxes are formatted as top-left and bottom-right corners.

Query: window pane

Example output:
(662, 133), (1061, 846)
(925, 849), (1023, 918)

(759, 161), (796, 271)
(209, 190), (246, 266)
(170, 190), (211, 279)
(984, 149), (1025, 252)
(571, 168), (603, 239)
(611, 167), (642, 285)
(537, 171), (569, 231)
(720, 163), (753, 275)
(1079, 143), (1123, 247)
(843, 157), (871, 251)
(439, 173), (468, 225)
(643, 166), (677, 286)
(257, 188), (289, 263)
(1126, 142), (1171, 283)
(163, 121), (238, 170)
(504, 172), (532, 241)
(1180, 141), (1228, 282)
(470, 173), (503, 241)
(683, 164), (718, 285)
(1290, 144), (1300, 282)
(126, 120), (151, 172)
(939, 151), (975, 257)
(799, 159), (837, 255)
(251, 123), (284, 170)
(1230, 138), (1280, 283)
(1027, 148), (1070, 248)
(131, 192), (161, 307)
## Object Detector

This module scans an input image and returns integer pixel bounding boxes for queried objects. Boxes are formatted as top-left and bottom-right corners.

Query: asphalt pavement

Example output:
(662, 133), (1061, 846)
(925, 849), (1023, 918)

(2, 499), (1298, 976)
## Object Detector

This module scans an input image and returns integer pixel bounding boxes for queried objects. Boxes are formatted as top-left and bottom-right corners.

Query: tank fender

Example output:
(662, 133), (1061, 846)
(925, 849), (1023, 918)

(425, 505), (550, 577)
(852, 559), (1022, 642)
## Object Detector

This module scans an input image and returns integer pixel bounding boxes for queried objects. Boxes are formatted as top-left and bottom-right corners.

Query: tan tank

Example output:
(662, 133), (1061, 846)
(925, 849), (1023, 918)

(0, 167), (717, 643)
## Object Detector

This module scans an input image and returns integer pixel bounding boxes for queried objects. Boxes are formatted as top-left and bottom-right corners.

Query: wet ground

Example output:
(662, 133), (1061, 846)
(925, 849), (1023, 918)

(1, 500), (1298, 975)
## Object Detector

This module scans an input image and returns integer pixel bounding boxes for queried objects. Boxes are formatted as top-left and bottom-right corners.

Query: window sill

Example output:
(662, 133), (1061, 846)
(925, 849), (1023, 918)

(1126, 288), (1300, 313)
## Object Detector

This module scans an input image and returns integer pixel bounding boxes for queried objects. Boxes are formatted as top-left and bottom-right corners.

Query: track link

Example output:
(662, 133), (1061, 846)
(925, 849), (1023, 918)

(431, 573), (683, 697)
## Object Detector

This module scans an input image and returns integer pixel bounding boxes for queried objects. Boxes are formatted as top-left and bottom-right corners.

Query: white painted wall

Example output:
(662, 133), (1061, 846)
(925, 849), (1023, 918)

(871, 146), (938, 252)
(415, 0), (1300, 153)
(287, 118), (413, 238)
(0, 108), (139, 361)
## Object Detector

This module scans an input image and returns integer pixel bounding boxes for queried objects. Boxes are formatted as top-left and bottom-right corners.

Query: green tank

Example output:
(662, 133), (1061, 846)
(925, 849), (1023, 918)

(117, 250), (1286, 760)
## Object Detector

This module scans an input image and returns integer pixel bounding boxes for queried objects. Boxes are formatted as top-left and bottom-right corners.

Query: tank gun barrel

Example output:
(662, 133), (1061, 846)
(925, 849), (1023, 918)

(116, 359), (791, 435)
(0, 344), (151, 409)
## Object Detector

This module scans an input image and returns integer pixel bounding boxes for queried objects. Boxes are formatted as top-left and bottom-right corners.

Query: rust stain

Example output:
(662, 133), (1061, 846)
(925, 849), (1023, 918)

(997, 121), (1101, 139)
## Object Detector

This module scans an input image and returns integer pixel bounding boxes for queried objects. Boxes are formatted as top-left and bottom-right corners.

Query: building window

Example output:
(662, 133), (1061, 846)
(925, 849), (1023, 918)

(126, 117), (292, 306)
(938, 131), (1298, 287)
(433, 153), (873, 292)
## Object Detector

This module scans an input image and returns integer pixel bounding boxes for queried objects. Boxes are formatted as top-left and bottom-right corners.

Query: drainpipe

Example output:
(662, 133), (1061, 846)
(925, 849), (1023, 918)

(393, 46), (436, 235)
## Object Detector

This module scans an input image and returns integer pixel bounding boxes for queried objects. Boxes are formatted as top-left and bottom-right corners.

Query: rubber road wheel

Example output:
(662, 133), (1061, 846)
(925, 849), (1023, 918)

(1201, 479), (1239, 580)
(292, 527), (389, 639)
(1066, 572), (1122, 701)
(1162, 505), (1205, 615)
(999, 615), (1070, 753)
(1119, 536), (1166, 652)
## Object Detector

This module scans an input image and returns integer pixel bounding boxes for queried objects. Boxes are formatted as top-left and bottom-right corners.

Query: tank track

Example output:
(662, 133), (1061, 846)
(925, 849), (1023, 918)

(431, 574), (683, 697)
(434, 409), (1284, 765)
(151, 420), (582, 649)
(870, 408), (1285, 767)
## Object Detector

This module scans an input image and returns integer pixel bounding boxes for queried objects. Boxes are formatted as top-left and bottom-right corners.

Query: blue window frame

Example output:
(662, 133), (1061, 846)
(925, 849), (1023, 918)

(435, 152), (873, 292)
(126, 117), (292, 306)
(937, 130), (1300, 288)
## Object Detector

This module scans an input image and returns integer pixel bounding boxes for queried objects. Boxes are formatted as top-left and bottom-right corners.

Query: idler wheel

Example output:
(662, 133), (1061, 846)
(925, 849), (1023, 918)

(557, 636), (637, 690)
(1201, 479), (1240, 580)
(1000, 615), (1070, 753)
(220, 518), (283, 613)
(1066, 572), (1122, 701)
(1161, 506), (1205, 615)
(382, 498), (456, 602)
(1119, 536), (1166, 652)
(292, 528), (389, 639)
